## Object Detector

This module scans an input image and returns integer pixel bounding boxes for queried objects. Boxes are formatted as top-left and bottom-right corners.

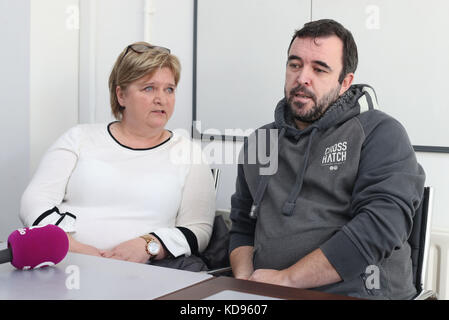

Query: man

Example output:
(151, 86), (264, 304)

(229, 19), (425, 299)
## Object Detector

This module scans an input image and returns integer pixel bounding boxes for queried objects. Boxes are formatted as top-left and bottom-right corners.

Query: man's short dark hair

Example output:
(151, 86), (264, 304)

(288, 19), (358, 83)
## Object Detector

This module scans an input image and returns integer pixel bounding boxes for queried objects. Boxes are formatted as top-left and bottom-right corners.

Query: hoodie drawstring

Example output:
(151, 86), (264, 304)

(249, 126), (318, 219)
(249, 127), (286, 219)
(281, 126), (318, 216)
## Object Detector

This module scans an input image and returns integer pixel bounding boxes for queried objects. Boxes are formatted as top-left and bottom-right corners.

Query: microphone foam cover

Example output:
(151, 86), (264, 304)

(7, 224), (69, 270)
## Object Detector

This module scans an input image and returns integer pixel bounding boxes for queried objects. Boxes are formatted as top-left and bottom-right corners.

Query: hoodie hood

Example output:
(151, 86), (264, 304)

(249, 84), (379, 218)
(274, 84), (379, 139)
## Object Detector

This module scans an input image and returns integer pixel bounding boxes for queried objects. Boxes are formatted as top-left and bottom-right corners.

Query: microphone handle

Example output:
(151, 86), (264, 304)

(0, 247), (12, 264)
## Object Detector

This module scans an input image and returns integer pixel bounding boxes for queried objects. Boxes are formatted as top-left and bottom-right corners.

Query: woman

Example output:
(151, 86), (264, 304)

(19, 42), (216, 267)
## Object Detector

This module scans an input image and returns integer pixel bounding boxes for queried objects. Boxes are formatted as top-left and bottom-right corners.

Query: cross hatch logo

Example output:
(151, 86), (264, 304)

(321, 141), (348, 171)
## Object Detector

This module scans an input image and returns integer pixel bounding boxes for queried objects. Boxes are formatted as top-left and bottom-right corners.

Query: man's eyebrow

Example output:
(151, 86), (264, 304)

(287, 55), (302, 62)
(287, 55), (333, 71)
(313, 60), (332, 71)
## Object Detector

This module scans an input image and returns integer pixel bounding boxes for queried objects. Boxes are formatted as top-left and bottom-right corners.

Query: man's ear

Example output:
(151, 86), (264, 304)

(116, 85), (126, 106)
(339, 73), (354, 95)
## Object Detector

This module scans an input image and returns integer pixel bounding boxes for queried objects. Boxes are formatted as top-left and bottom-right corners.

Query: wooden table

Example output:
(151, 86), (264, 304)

(157, 276), (360, 300)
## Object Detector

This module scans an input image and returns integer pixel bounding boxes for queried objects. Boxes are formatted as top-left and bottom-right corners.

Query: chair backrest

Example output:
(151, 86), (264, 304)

(199, 169), (231, 270)
(408, 186), (434, 294)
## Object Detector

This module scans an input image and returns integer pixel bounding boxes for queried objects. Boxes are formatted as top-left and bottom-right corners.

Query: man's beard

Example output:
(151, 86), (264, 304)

(285, 83), (341, 124)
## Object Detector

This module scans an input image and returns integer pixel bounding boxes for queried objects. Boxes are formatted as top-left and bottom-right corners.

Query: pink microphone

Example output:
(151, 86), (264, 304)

(0, 224), (69, 270)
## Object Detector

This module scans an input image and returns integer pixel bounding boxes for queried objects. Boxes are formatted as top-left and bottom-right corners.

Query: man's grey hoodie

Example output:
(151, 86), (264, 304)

(229, 84), (425, 299)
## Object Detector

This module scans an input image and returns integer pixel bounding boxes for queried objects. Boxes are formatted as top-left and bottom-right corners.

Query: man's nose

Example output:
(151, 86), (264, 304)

(295, 67), (312, 86)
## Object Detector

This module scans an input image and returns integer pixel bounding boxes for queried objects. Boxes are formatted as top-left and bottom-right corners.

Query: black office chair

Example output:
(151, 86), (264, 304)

(408, 186), (437, 300)
(199, 169), (232, 275)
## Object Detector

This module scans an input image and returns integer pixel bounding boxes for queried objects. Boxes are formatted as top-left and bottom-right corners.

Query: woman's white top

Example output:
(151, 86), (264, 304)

(19, 123), (216, 256)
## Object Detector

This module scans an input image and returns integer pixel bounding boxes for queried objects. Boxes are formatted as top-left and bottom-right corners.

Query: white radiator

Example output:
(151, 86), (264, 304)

(426, 229), (449, 299)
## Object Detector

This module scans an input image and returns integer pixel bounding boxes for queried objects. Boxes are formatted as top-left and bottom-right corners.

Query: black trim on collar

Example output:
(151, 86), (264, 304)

(107, 122), (173, 151)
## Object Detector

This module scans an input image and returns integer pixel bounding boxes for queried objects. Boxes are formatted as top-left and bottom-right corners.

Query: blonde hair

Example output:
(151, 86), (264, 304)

(108, 41), (181, 120)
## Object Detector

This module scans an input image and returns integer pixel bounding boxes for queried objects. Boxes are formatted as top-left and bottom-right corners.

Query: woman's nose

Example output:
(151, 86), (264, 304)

(153, 89), (166, 105)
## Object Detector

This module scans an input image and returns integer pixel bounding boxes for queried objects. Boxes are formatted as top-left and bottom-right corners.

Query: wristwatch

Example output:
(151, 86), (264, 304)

(140, 234), (160, 258)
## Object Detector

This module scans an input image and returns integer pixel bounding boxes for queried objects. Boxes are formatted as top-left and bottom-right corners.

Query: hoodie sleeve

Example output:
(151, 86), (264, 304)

(320, 112), (425, 281)
(229, 161), (257, 253)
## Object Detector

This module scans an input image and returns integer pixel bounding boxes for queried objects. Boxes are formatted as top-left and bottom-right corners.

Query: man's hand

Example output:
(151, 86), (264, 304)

(248, 249), (341, 289)
(249, 269), (291, 287)
(230, 246), (255, 280)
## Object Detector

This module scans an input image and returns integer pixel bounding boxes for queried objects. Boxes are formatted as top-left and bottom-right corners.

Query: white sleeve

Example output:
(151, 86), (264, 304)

(19, 127), (80, 232)
(153, 161), (216, 257)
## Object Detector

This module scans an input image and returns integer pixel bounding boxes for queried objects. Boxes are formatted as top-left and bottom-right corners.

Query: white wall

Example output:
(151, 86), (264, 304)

(79, 0), (144, 124)
(30, 0), (79, 172)
(0, 0), (79, 238)
(149, 0), (194, 132)
(0, 0), (30, 238)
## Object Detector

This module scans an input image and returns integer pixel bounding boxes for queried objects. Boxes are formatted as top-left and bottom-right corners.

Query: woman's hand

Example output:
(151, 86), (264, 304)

(67, 233), (102, 257)
(101, 237), (153, 263)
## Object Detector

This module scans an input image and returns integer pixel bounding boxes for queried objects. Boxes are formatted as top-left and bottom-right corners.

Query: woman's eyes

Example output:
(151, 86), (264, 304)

(143, 86), (175, 93)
